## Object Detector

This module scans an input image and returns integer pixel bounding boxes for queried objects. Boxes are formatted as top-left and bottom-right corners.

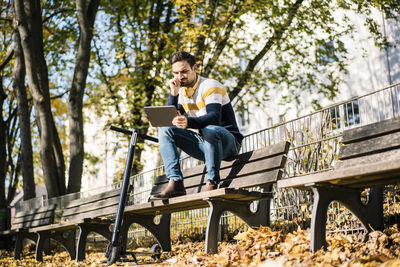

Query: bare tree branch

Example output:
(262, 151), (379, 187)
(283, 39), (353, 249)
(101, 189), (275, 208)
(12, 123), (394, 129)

(229, 0), (304, 100)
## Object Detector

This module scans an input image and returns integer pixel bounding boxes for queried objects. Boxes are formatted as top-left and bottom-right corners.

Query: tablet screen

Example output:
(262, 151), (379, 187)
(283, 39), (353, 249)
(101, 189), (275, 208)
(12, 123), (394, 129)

(144, 106), (178, 127)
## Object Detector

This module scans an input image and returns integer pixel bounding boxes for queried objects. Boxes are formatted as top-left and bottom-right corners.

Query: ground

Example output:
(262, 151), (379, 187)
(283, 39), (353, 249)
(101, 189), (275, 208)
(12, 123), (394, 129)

(2, 225), (400, 266)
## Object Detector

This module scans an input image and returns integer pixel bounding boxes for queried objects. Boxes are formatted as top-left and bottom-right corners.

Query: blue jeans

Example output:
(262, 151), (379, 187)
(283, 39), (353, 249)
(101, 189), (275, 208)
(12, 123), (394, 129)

(158, 125), (240, 184)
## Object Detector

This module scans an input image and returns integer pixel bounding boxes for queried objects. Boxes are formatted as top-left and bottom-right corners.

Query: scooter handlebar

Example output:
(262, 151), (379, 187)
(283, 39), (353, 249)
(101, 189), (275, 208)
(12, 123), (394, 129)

(109, 125), (158, 143)
(110, 125), (132, 135)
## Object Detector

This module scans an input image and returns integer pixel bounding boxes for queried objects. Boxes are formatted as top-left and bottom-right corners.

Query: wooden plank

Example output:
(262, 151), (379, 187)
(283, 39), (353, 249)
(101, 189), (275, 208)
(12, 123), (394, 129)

(64, 205), (118, 222)
(343, 117), (400, 144)
(339, 131), (400, 160)
(181, 142), (289, 178)
(125, 189), (270, 216)
(335, 149), (400, 169)
(0, 229), (15, 235)
(64, 189), (121, 209)
(13, 210), (55, 225)
(153, 141), (290, 185)
(277, 157), (400, 189)
(151, 155), (285, 195)
(14, 204), (56, 218)
(127, 195), (270, 216)
(12, 218), (54, 229)
(329, 170), (400, 188)
(31, 221), (80, 233)
(181, 169), (281, 195)
(62, 195), (120, 217)
(225, 169), (282, 189)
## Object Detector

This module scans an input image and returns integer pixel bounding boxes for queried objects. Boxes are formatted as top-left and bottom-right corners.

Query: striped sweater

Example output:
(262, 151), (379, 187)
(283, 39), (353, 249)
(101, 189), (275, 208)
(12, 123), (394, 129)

(167, 76), (244, 144)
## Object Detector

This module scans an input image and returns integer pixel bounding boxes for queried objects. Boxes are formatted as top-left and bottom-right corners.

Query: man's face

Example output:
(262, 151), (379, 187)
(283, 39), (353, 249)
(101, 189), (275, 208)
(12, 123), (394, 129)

(171, 60), (198, 87)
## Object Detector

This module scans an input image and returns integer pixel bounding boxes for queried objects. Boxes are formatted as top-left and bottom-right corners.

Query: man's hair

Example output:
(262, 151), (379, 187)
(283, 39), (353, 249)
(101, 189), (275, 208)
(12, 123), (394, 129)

(170, 51), (197, 67)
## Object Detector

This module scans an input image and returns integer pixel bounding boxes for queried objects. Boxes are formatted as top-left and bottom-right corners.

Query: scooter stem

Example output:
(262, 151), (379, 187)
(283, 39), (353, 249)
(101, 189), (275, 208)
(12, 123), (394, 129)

(110, 129), (138, 246)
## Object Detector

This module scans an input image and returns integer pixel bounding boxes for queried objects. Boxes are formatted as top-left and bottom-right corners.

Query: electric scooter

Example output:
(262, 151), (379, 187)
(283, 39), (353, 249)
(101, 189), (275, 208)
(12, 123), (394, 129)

(105, 125), (158, 265)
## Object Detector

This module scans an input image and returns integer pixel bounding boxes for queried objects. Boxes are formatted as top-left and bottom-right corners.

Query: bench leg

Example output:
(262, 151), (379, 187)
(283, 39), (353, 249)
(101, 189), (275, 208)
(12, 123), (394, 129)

(310, 186), (384, 252)
(310, 186), (333, 252)
(35, 231), (49, 262)
(332, 186), (384, 231)
(14, 231), (37, 260)
(205, 200), (224, 254)
(50, 230), (77, 260)
(14, 232), (23, 260)
(121, 214), (171, 253)
(205, 198), (270, 254)
(76, 223), (112, 261)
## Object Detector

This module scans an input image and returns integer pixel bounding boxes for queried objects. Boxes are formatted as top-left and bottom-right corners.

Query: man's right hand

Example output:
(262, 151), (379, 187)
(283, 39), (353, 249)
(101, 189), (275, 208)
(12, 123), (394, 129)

(168, 77), (181, 96)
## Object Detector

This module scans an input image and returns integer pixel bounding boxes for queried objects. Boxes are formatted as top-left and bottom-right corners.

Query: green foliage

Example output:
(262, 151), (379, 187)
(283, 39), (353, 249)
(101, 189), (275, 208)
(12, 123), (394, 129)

(87, 0), (400, 128)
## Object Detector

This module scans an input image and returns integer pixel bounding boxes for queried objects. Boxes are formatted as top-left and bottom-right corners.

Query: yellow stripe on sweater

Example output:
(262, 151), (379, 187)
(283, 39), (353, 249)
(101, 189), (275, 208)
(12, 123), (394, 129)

(181, 102), (205, 111)
(203, 87), (227, 99)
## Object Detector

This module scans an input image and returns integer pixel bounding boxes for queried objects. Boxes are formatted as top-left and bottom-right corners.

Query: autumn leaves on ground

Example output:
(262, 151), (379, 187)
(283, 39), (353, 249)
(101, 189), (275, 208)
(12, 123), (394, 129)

(2, 225), (400, 266)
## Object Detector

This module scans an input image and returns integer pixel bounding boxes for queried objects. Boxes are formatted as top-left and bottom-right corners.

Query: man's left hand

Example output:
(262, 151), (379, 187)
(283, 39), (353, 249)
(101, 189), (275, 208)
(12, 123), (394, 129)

(173, 111), (187, 129)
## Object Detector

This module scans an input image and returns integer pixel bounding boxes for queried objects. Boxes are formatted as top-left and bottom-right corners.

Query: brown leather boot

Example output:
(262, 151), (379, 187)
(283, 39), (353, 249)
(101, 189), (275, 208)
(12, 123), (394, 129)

(203, 181), (217, 192)
(150, 179), (186, 200)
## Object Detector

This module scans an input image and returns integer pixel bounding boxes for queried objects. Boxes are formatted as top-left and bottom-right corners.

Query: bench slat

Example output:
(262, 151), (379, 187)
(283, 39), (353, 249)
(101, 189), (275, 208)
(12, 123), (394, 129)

(154, 142), (290, 185)
(342, 117), (400, 144)
(335, 149), (400, 169)
(12, 218), (54, 230)
(181, 169), (281, 194)
(62, 195), (120, 218)
(14, 204), (56, 218)
(64, 188), (121, 209)
(152, 154), (285, 195)
(12, 210), (55, 225)
(63, 206), (118, 222)
(11, 205), (57, 230)
(278, 157), (400, 189)
(125, 188), (271, 215)
(339, 130), (400, 160)
(223, 169), (283, 189)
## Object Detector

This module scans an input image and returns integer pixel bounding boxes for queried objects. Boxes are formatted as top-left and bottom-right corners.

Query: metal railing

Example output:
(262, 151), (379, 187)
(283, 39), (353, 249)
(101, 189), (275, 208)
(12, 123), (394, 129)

(15, 82), (400, 240)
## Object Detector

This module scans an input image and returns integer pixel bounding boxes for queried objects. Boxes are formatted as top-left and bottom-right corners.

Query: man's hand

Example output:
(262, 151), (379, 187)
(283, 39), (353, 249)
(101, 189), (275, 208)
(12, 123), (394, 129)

(168, 77), (181, 96)
(172, 111), (187, 129)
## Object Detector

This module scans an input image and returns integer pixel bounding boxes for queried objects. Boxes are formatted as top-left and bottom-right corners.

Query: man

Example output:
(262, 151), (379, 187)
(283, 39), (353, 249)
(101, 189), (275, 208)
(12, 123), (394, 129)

(150, 51), (243, 200)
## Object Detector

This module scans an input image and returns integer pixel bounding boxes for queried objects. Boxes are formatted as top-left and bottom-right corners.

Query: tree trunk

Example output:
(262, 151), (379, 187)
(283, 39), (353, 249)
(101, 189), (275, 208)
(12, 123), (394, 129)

(12, 14), (36, 201)
(0, 79), (7, 209)
(67, 0), (99, 193)
(14, 0), (65, 198)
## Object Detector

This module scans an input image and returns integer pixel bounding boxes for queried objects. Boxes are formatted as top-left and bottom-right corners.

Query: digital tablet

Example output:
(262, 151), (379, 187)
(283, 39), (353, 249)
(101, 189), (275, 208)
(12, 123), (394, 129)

(144, 105), (178, 127)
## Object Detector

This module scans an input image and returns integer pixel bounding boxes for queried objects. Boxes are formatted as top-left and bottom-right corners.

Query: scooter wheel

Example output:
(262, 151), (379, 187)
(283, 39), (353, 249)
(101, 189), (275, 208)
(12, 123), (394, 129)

(106, 245), (121, 265)
(150, 243), (161, 260)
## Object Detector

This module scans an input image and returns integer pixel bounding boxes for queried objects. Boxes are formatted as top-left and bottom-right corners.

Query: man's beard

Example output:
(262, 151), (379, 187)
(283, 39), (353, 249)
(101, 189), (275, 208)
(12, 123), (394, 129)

(180, 74), (197, 87)
(180, 79), (191, 86)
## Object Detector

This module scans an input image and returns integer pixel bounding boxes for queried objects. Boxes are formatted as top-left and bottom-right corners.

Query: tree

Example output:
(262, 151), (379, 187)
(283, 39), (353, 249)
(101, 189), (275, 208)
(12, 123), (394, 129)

(88, 0), (400, 177)
(12, 0), (99, 197)
(0, 0), (29, 208)
(67, 0), (99, 193)
(14, 0), (67, 198)
(13, 7), (35, 201)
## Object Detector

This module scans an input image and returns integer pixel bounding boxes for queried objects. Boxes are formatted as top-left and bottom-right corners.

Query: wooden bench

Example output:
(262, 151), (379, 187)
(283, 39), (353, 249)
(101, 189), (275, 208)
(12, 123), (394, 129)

(7, 204), (57, 259)
(120, 141), (290, 254)
(278, 117), (400, 252)
(30, 188), (121, 261)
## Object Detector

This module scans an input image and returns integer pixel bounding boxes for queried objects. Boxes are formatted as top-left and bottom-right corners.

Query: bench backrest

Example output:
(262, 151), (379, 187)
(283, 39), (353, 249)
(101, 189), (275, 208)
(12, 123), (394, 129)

(151, 141), (290, 196)
(338, 117), (400, 161)
(11, 204), (57, 230)
(61, 188), (121, 222)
